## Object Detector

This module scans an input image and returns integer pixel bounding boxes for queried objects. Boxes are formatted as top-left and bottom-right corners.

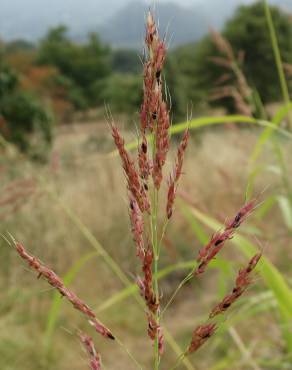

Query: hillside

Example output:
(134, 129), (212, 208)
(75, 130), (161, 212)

(98, 1), (209, 48)
(0, 0), (291, 46)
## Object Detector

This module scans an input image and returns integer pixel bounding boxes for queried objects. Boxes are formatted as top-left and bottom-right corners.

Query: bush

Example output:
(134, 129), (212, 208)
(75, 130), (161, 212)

(99, 73), (142, 116)
(0, 63), (53, 159)
(38, 27), (111, 108)
(111, 49), (141, 74)
(171, 1), (292, 112)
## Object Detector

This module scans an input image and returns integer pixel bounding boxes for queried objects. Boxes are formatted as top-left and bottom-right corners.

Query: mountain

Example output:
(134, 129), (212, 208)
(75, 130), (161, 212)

(98, 1), (209, 48)
(0, 0), (128, 41)
(198, 0), (253, 28)
(0, 0), (291, 45)
(97, 0), (292, 49)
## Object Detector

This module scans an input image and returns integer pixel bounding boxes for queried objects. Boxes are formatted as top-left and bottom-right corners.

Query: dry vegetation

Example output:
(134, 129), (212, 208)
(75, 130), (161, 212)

(1, 6), (292, 368)
(1, 117), (292, 369)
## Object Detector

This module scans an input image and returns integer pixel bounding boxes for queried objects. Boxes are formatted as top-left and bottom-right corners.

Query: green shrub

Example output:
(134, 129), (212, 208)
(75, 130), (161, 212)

(99, 73), (142, 116)
(0, 63), (53, 159)
(171, 1), (292, 112)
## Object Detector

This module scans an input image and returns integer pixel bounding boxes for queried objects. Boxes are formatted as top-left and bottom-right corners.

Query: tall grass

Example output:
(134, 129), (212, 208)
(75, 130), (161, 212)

(264, 0), (292, 129)
(1, 4), (292, 370)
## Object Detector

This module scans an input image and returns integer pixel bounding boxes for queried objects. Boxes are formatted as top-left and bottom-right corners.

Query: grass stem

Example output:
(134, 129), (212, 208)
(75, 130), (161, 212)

(264, 0), (292, 129)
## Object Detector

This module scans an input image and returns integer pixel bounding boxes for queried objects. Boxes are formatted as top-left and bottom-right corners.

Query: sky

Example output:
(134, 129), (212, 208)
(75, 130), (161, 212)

(0, 0), (289, 41)
(0, 0), (254, 27)
(1, 0), (253, 17)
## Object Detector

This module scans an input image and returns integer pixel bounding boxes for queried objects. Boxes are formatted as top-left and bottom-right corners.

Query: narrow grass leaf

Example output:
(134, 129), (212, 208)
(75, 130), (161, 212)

(110, 115), (292, 156)
(96, 259), (231, 313)
(277, 196), (292, 230)
(264, 0), (292, 128)
(254, 195), (276, 221)
(249, 102), (292, 165)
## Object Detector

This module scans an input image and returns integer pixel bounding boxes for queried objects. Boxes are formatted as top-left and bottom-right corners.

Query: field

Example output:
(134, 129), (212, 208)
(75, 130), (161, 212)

(1, 116), (292, 370)
(1, 2), (292, 369)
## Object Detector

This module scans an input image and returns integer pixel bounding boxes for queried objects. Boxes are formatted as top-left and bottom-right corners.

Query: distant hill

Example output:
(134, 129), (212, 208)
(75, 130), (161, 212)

(98, 1), (209, 48)
(0, 0), (291, 46)
(0, 0), (126, 42)
(97, 0), (292, 49)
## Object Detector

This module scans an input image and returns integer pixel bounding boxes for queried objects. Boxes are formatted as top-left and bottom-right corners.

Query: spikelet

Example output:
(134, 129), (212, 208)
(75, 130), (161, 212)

(14, 241), (114, 340)
(129, 197), (145, 260)
(138, 134), (151, 181)
(166, 129), (189, 219)
(137, 244), (159, 314)
(79, 332), (102, 370)
(147, 312), (164, 355)
(187, 323), (217, 354)
(209, 253), (261, 317)
(195, 200), (256, 275)
(111, 125), (150, 213)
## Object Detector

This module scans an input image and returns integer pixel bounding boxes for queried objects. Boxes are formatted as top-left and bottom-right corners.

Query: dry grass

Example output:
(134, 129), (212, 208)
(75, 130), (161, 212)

(1, 120), (292, 369)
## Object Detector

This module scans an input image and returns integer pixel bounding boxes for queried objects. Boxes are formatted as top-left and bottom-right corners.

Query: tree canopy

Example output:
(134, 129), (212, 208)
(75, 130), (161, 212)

(171, 1), (292, 112)
(38, 26), (111, 108)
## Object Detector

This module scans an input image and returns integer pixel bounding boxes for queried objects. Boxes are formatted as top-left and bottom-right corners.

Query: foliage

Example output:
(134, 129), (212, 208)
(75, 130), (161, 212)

(0, 61), (53, 158)
(0, 2), (291, 154)
(224, 1), (292, 101)
(171, 1), (292, 111)
(1, 3), (292, 370)
(0, 61), (18, 95)
(111, 49), (141, 74)
(4, 39), (35, 54)
(99, 73), (142, 115)
(38, 26), (111, 108)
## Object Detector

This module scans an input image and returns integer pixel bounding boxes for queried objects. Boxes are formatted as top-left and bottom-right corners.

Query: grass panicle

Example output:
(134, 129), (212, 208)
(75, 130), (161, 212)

(5, 9), (274, 370)
(13, 241), (114, 341)
(79, 332), (102, 370)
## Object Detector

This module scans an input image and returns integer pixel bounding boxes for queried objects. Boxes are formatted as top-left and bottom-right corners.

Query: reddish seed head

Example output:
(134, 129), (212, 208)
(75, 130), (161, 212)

(187, 323), (217, 354)
(147, 312), (159, 340)
(111, 125), (150, 213)
(209, 253), (261, 318)
(14, 242), (114, 341)
(225, 200), (256, 230)
(158, 326), (164, 355)
(166, 128), (189, 220)
(137, 244), (159, 313)
(138, 135), (151, 181)
(236, 252), (261, 287)
(154, 41), (166, 72)
(146, 313), (164, 355)
(195, 200), (256, 275)
(89, 319), (115, 340)
(246, 253), (262, 272)
(79, 332), (102, 370)
(141, 11), (167, 133)
(174, 129), (189, 182)
(166, 177), (176, 219)
(129, 197), (145, 260)
(153, 102), (170, 189)
(145, 12), (158, 51)
(195, 228), (234, 275)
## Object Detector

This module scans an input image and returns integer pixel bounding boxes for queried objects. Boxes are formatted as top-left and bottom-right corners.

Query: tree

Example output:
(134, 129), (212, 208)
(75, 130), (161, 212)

(0, 61), (53, 159)
(111, 49), (141, 74)
(172, 1), (292, 111)
(223, 1), (292, 102)
(99, 73), (142, 116)
(38, 26), (111, 108)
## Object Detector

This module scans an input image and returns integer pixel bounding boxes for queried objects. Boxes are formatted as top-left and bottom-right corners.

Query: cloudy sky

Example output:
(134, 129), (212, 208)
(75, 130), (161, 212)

(0, 0), (289, 41)
(1, 0), (254, 18)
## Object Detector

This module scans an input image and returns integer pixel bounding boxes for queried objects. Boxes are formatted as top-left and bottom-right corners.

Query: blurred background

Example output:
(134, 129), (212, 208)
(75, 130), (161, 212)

(0, 0), (292, 369)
